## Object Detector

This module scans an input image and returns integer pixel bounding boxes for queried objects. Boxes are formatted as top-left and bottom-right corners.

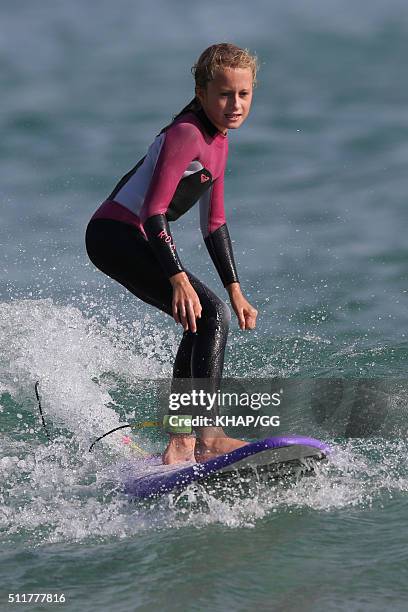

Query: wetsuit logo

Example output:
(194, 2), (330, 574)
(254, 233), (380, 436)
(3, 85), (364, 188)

(200, 173), (210, 183)
(157, 229), (176, 250)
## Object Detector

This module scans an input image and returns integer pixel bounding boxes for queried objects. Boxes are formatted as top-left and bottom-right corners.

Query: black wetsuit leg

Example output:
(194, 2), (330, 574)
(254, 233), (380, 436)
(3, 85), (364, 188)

(85, 218), (231, 424)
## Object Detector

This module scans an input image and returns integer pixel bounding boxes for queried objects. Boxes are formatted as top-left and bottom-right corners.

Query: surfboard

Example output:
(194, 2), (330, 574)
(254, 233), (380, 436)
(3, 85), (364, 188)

(122, 435), (330, 500)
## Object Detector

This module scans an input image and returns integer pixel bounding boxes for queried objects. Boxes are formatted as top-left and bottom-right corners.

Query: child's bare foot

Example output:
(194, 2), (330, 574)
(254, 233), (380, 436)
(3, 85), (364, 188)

(162, 434), (196, 465)
(195, 431), (248, 462)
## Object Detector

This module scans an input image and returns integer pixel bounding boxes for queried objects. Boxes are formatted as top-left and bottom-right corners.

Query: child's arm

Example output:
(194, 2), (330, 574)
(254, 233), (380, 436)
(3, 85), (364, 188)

(199, 172), (239, 287)
(141, 122), (200, 277)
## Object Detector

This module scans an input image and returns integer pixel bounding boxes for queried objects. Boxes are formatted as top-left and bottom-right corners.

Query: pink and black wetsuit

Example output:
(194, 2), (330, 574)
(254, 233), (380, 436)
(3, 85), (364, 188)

(90, 107), (239, 286)
(86, 106), (240, 426)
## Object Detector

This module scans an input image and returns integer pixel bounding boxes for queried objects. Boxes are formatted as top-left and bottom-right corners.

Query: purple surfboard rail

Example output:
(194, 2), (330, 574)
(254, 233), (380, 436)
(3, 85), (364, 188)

(124, 436), (331, 500)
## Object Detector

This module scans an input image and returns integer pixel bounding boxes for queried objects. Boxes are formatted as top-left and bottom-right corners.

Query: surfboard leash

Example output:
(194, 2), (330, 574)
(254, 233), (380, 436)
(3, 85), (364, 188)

(34, 381), (159, 455)
(88, 421), (161, 454)
(34, 381), (51, 440)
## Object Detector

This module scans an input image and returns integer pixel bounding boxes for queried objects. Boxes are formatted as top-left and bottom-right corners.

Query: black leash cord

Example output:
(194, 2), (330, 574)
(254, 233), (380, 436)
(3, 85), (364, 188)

(34, 381), (51, 440)
(34, 382), (150, 453)
(88, 424), (132, 452)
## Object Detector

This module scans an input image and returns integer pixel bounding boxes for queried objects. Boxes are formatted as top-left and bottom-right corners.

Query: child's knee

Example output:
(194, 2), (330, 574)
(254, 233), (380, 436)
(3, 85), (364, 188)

(218, 300), (231, 327)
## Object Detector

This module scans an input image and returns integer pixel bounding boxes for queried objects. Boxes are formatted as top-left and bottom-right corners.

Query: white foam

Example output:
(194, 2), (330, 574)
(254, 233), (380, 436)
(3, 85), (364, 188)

(0, 298), (173, 449)
(1, 299), (408, 543)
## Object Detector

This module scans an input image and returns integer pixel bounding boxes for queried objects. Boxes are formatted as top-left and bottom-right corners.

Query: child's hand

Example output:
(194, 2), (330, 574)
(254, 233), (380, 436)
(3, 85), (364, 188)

(227, 283), (258, 330)
(170, 272), (202, 333)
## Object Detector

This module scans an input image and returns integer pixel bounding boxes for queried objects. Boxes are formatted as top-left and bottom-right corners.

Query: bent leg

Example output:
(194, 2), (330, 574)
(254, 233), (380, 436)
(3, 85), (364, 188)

(86, 218), (247, 461)
(86, 219), (229, 381)
(86, 219), (174, 315)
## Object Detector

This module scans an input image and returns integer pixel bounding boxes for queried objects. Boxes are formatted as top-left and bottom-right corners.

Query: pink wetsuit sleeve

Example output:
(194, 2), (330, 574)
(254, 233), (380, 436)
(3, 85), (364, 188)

(141, 122), (200, 278)
(140, 122), (200, 223)
(200, 172), (239, 287)
(208, 173), (227, 234)
(198, 170), (226, 238)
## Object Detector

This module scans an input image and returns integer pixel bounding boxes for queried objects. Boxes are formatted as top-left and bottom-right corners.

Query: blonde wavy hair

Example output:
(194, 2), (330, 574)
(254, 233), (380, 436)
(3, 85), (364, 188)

(192, 43), (259, 89)
(167, 43), (259, 127)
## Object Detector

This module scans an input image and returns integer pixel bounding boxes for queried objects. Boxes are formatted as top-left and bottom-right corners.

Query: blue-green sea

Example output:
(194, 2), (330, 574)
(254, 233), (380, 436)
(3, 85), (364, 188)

(1, 1), (408, 610)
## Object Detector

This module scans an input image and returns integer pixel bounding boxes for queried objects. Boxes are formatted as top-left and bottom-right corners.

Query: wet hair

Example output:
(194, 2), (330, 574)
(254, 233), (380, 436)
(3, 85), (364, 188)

(192, 42), (259, 89)
(169, 43), (259, 125)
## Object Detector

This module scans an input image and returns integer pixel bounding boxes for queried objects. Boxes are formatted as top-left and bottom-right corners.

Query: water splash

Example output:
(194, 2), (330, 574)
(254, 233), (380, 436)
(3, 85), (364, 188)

(0, 298), (172, 449)
(1, 299), (407, 547)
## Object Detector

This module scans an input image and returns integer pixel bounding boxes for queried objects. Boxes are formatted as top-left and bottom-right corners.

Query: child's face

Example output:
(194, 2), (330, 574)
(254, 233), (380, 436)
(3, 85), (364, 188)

(196, 67), (253, 134)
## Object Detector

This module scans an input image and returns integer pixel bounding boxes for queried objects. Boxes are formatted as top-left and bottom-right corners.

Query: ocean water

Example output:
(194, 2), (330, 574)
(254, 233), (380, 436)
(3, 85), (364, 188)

(1, 0), (408, 610)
